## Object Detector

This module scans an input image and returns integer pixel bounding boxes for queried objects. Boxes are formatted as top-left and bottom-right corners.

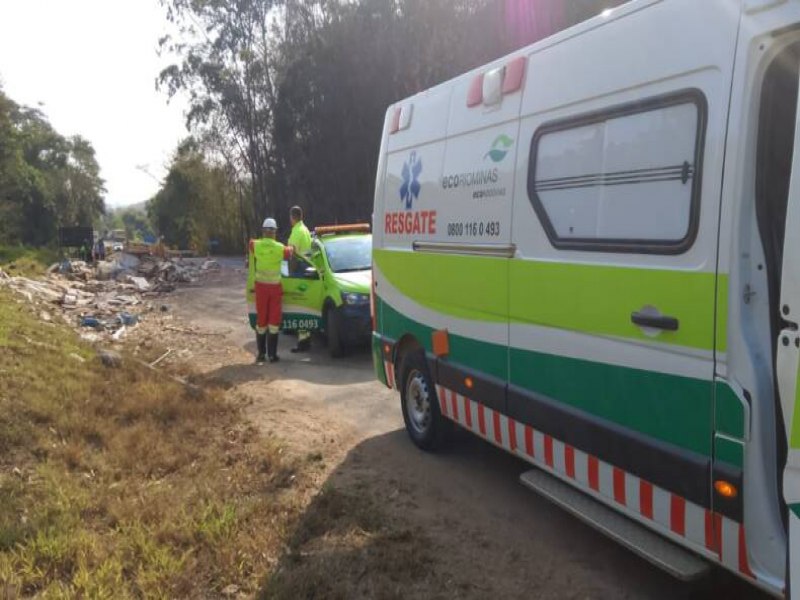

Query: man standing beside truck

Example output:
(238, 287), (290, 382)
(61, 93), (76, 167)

(287, 205), (313, 353)
(247, 218), (293, 364)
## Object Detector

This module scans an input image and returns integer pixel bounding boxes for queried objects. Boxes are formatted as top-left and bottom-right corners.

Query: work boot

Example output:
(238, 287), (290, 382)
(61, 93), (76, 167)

(290, 337), (311, 353)
(255, 333), (267, 364)
(268, 333), (280, 363)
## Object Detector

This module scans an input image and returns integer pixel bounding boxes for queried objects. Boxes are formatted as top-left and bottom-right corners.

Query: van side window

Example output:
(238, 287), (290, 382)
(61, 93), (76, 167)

(527, 91), (707, 254)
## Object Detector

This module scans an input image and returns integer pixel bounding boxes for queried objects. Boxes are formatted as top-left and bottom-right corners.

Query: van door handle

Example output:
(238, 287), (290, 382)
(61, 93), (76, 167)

(631, 311), (679, 331)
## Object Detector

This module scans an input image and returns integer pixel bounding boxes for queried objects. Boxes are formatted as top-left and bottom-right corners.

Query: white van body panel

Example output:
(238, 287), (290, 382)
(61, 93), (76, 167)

(372, 0), (800, 595)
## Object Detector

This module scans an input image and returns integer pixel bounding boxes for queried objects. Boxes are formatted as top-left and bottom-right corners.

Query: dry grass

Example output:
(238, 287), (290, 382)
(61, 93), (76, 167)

(0, 289), (306, 598)
(0, 245), (58, 278)
(0, 287), (439, 599)
(260, 484), (439, 600)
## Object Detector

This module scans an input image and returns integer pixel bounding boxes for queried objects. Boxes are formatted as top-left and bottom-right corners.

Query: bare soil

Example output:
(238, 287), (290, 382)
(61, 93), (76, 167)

(158, 259), (770, 600)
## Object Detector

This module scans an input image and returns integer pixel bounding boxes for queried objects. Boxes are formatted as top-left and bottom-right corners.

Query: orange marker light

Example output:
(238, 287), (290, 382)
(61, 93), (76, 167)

(714, 480), (738, 499)
(465, 377), (474, 390)
(383, 344), (391, 356)
(432, 329), (450, 357)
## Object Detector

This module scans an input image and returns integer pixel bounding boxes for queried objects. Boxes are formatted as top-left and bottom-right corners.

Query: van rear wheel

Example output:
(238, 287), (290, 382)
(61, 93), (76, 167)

(400, 352), (448, 451)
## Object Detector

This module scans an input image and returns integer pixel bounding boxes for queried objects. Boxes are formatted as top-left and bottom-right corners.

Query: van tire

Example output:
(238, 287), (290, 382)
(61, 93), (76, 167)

(400, 351), (448, 451)
(326, 306), (345, 358)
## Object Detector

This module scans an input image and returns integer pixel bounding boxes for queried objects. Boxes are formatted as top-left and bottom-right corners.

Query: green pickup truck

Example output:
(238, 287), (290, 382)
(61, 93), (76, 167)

(281, 226), (372, 357)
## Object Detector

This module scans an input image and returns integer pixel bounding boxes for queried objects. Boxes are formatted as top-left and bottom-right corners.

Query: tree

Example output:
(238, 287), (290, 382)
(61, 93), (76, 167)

(63, 136), (105, 229)
(269, 0), (509, 225)
(0, 86), (106, 246)
(148, 138), (244, 254)
(158, 0), (625, 233)
(121, 211), (154, 243)
(0, 88), (30, 243)
(97, 206), (155, 243)
(158, 0), (282, 231)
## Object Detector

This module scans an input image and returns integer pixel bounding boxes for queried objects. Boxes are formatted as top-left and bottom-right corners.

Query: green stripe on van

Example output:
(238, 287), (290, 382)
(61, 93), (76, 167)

(714, 435), (744, 470)
(510, 260), (722, 352)
(714, 382), (746, 440)
(381, 295), (508, 380)
(379, 297), (712, 456)
(375, 249), (725, 352)
(375, 249), (508, 323)
(509, 346), (712, 457)
(715, 279), (729, 358)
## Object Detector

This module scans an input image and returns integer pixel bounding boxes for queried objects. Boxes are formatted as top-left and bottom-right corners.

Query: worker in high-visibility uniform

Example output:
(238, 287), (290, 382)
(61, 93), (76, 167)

(287, 205), (313, 353)
(247, 218), (293, 363)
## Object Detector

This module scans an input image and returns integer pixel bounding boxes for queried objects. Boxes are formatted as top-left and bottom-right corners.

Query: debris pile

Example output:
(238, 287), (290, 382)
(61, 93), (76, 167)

(0, 255), (219, 343)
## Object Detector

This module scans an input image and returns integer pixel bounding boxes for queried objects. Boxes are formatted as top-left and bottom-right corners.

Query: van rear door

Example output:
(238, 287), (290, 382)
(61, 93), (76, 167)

(374, 60), (524, 417)
(777, 62), (800, 593)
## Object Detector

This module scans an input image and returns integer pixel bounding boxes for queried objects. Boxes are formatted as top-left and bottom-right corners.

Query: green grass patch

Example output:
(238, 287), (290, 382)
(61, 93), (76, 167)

(0, 288), (310, 597)
(0, 245), (59, 277)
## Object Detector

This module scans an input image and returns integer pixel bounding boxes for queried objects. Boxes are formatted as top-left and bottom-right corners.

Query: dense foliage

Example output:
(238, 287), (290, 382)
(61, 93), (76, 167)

(97, 204), (156, 244)
(0, 87), (105, 246)
(148, 139), (243, 254)
(156, 0), (623, 242)
(1, 2), (623, 251)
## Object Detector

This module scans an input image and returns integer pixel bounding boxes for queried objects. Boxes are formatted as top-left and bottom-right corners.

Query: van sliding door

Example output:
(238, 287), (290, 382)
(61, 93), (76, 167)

(778, 61), (800, 600)
(508, 0), (739, 557)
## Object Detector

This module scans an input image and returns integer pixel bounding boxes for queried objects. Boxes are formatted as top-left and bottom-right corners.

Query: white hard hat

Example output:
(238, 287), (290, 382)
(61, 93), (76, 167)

(262, 218), (278, 230)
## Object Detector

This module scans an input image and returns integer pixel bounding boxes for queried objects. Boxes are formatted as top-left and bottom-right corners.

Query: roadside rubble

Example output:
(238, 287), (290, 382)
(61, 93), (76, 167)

(0, 254), (221, 344)
(1, 254), (237, 378)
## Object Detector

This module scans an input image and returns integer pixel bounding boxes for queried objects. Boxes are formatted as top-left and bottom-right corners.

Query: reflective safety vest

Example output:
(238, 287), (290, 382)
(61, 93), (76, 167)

(249, 237), (290, 285)
(289, 220), (312, 256)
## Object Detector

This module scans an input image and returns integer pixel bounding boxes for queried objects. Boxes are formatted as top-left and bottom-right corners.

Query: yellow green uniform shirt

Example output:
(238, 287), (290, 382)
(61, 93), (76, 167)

(287, 221), (313, 342)
(249, 238), (290, 285)
(288, 220), (312, 256)
(247, 237), (292, 299)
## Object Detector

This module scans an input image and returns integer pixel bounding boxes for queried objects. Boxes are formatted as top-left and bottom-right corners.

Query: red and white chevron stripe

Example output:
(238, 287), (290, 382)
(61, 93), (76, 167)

(383, 360), (396, 390)
(436, 385), (759, 585)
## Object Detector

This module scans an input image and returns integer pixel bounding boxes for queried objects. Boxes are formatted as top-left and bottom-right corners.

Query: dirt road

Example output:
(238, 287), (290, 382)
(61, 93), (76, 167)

(170, 260), (770, 600)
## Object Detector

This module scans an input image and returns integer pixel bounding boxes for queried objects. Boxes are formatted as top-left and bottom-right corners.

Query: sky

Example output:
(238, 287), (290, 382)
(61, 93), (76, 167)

(0, 0), (188, 208)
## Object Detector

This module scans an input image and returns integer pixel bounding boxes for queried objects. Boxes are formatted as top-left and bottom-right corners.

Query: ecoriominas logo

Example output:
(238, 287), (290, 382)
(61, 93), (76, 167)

(400, 151), (422, 210)
(485, 134), (514, 163)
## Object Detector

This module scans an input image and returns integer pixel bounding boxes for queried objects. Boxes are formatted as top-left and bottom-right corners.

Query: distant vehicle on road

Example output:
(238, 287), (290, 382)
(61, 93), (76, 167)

(281, 224), (372, 357)
(107, 229), (126, 253)
(371, 1), (800, 597)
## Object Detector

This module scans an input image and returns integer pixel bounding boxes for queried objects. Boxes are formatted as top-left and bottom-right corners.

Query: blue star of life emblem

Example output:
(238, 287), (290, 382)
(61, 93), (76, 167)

(399, 151), (422, 210)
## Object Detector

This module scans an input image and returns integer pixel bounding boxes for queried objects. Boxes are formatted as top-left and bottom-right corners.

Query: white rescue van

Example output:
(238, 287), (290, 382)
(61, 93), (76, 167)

(371, 0), (800, 596)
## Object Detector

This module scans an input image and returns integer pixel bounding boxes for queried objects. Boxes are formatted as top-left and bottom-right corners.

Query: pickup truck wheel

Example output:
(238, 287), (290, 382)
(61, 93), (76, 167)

(326, 306), (345, 358)
(400, 351), (448, 451)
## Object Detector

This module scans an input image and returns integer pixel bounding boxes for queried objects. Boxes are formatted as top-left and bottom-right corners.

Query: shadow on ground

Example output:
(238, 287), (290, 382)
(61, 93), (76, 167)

(257, 427), (771, 600)
(203, 339), (376, 389)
